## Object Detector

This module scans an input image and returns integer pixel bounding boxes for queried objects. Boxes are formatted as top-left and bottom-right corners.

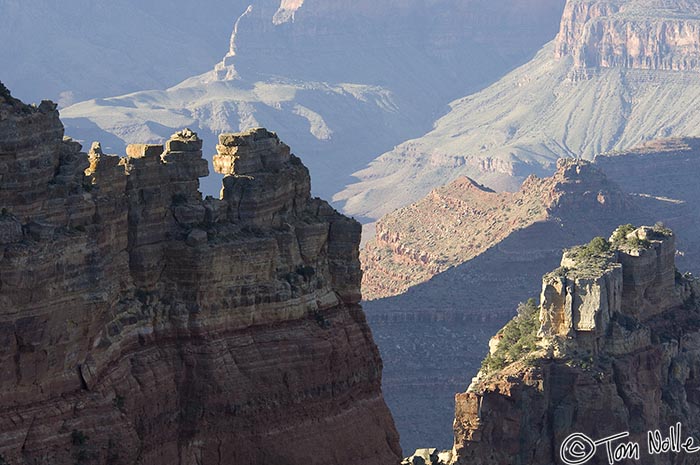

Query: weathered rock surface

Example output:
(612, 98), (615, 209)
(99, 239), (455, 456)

(451, 226), (700, 465)
(0, 85), (401, 465)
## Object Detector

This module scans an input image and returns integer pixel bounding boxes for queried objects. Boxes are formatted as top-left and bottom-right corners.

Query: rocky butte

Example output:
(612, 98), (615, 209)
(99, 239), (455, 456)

(437, 225), (700, 465)
(0, 82), (401, 464)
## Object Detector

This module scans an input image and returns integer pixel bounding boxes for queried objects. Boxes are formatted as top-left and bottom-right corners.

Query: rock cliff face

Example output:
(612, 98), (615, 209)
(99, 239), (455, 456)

(555, 0), (700, 74)
(0, 85), (400, 465)
(451, 226), (700, 465)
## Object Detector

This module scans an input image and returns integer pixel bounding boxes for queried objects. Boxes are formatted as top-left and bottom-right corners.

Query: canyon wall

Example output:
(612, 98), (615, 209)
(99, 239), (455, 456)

(363, 141), (700, 454)
(0, 83), (400, 465)
(555, 0), (700, 74)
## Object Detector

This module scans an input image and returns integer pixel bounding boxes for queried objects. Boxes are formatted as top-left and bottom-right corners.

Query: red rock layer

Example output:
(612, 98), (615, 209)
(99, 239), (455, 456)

(0, 85), (401, 465)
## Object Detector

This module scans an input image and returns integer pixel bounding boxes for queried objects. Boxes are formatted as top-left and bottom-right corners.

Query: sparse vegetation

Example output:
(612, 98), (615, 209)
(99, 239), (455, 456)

(312, 309), (331, 329)
(566, 355), (595, 371)
(569, 236), (611, 260)
(71, 429), (92, 464)
(611, 224), (650, 250)
(107, 438), (120, 464)
(653, 221), (673, 237)
(481, 298), (540, 374)
(565, 236), (615, 274)
(296, 265), (316, 280)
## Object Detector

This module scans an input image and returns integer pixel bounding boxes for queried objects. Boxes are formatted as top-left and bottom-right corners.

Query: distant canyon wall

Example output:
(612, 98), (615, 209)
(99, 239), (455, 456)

(555, 0), (700, 73)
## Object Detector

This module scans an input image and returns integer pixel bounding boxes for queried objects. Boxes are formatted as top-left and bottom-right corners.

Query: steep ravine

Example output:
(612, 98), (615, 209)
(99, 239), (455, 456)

(0, 83), (401, 465)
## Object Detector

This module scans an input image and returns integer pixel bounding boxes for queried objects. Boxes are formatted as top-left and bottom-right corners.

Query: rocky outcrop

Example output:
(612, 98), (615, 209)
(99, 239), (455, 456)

(362, 159), (631, 300)
(0, 86), (400, 465)
(450, 225), (700, 465)
(555, 0), (700, 75)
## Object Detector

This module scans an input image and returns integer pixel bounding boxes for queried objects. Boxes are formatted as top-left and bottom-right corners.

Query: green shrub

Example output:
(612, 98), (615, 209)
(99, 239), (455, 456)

(653, 221), (672, 237)
(481, 298), (540, 374)
(312, 310), (330, 329)
(583, 237), (611, 256)
(296, 265), (316, 280)
(565, 236), (615, 274)
(611, 224), (636, 245)
(113, 395), (125, 411)
(611, 224), (651, 250)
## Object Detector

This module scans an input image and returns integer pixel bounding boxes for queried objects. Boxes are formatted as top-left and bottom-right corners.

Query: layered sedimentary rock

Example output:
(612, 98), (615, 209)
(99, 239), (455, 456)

(556, 0), (700, 74)
(450, 226), (700, 465)
(0, 85), (400, 465)
(363, 160), (645, 454)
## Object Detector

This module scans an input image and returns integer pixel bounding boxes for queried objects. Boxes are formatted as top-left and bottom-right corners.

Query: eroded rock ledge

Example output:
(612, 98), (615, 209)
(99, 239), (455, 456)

(0, 85), (400, 465)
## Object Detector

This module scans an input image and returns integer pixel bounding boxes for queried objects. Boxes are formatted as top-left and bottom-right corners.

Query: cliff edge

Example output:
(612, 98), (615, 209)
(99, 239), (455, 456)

(0, 84), (401, 465)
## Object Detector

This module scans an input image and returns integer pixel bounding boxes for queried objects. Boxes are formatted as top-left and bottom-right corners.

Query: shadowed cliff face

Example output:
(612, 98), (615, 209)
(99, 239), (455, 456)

(451, 226), (700, 465)
(0, 85), (401, 465)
